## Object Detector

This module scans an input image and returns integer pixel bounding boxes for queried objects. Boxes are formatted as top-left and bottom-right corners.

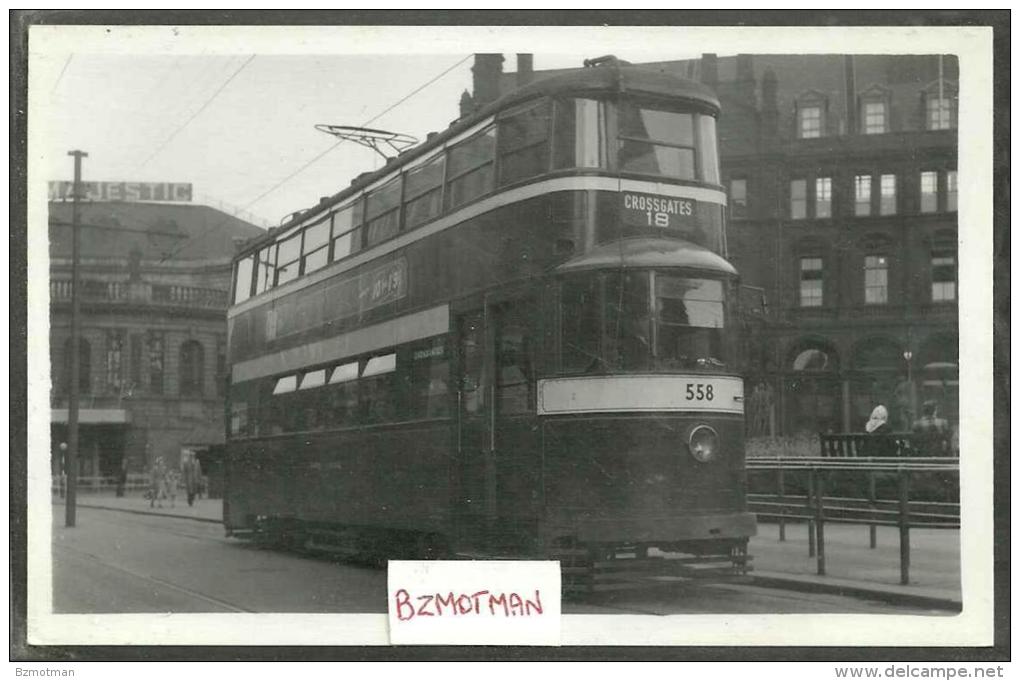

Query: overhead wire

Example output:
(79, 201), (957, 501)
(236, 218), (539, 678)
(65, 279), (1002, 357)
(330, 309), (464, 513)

(51, 54), (73, 94)
(140, 54), (257, 169)
(157, 53), (473, 264)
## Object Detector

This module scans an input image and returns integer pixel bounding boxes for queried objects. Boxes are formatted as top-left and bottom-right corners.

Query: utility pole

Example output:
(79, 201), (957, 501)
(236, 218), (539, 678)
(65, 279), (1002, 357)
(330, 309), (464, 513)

(65, 149), (87, 527)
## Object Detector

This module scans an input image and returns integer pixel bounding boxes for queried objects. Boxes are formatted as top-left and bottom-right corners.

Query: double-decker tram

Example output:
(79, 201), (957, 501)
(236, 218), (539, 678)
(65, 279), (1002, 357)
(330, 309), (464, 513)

(224, 57), (757, 589)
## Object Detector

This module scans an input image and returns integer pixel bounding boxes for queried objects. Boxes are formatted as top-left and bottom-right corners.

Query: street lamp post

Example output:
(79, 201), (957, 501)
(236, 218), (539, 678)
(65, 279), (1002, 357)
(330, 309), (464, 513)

(903, 349), (915, 427)
(65, 149), (88, 527)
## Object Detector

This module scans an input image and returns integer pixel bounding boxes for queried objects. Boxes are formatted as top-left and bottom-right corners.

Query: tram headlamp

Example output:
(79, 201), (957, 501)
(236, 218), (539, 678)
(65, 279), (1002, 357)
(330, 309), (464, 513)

(688, 425), (720, 463)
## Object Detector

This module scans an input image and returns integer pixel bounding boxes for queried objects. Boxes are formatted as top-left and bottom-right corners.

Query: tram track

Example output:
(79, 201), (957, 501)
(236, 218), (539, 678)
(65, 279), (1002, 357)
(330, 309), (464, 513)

(55, 506), (952, 615)
(53, 542), (256, 613)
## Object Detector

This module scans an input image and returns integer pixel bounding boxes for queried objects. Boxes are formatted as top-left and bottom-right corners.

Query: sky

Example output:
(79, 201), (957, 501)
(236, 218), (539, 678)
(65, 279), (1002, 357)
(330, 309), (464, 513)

(34, 26), (710, 230)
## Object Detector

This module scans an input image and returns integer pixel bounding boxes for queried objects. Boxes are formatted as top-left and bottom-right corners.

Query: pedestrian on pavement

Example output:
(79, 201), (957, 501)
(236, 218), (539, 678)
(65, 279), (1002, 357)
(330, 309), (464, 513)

(181, 450), (203, 507)
(149, 456), (167, 508)
(912, 400), (951, 456)
(864, 404), (896, 457)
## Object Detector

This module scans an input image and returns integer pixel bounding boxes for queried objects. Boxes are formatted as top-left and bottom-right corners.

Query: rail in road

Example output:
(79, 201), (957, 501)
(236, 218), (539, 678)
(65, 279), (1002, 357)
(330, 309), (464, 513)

(747, 456), (959, 585)
(51, 506), (949, 618)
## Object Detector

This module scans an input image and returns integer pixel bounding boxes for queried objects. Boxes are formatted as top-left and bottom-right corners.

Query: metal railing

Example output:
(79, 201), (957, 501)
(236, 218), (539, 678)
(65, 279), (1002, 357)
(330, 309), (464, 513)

(51, 473), (151, 495)
(746, 456), (959, 585)
(50, 280), (228, 309)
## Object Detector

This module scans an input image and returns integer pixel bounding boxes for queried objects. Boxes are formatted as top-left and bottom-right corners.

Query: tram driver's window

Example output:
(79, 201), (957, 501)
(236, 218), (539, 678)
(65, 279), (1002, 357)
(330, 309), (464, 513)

(560, 276), (602, 373)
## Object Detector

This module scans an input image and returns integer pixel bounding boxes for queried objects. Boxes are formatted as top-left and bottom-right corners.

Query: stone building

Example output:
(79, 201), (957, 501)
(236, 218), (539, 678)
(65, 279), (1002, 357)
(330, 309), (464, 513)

(49, 197), (264, 481)
(477, 52), (959, 437)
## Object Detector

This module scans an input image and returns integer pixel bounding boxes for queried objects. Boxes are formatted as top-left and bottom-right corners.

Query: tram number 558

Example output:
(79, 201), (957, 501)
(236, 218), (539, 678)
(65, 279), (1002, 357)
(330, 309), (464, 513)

(685, 383), (714, 401)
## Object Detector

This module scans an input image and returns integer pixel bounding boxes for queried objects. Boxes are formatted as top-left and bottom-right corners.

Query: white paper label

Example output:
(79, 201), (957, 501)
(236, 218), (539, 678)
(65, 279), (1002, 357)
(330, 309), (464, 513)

(387, 561), (561, 646)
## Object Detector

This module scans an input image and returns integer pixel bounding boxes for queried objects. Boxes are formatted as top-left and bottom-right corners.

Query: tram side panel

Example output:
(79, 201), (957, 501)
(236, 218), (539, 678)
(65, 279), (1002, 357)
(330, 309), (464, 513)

(225, 421), (454, 538)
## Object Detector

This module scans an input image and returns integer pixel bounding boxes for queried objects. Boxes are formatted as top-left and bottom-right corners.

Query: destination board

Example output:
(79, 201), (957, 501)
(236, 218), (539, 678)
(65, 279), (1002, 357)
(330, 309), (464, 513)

(620, 191), (698, 230)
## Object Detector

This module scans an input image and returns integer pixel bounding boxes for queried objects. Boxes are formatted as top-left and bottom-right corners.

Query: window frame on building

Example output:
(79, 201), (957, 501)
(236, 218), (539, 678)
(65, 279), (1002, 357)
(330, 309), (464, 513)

(105, 329), (125, 393)
(920, 170), (940, 213)
(814, 177), (832, 218)
(790, 179), (808, 220)
(795, 93), (826, 139)
(879, 173), (897, 215)
(854, 174), (873, 217)
(729, 177), (748, 219)
(922, 79), (958, 131)
(146, 331), (165, 395)
(859, 85), (891, 135)
(863, 254), (889, 305)
(179, 339), (205, 398)
(798, 256), (825, 308)
(931, 250), (957, 303)
(946, 170), (958, 212)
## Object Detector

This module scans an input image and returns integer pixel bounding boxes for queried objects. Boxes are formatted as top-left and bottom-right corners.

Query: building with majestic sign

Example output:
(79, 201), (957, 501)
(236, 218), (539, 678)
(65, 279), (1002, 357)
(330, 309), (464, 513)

(470, 53), (959, 439)
(49, 190), (264, 485)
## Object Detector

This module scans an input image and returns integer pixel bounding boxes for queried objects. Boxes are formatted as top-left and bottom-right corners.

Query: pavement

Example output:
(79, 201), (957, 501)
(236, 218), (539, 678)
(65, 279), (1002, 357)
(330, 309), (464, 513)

(57, 492), (962, 610)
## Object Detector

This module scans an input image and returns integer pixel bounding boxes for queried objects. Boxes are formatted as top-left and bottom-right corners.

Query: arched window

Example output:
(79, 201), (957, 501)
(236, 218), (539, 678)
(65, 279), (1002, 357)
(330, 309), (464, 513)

(61, 337), (91, 395)
(786, 339), (841, 434)
(179, 340), (205, 397)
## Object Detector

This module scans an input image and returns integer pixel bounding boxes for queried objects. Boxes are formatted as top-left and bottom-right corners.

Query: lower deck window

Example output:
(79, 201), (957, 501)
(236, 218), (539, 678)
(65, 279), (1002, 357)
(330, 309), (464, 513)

(558, 269), (734, 375)
(236, 339), (450, 436)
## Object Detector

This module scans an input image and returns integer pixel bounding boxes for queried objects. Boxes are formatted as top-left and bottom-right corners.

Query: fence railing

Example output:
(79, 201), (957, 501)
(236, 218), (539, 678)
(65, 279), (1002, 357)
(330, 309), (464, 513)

(51, 474), (150, 495)
(50, 280), (227, 310)
(746, 456), (959, 585)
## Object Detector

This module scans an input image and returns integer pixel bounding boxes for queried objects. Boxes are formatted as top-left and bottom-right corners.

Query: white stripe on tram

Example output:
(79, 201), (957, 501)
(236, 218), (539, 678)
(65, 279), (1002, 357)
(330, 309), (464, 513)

(231, 304), (450, 384)
(228, 175), (727, 318)
(537, 375), (745, 416)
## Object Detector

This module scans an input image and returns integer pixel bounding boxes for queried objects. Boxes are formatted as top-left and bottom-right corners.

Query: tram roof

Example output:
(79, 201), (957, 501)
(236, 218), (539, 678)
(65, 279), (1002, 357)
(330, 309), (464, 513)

(493, 62), (721, 113)
(240, 62), (720, 256)
(555, 237), (738, 277)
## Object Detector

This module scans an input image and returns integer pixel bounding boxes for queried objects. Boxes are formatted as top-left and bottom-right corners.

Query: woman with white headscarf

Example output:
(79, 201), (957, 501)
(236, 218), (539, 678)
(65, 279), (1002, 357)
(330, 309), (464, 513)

(865, 405), (890, 434)
(864, 405), (895, 457)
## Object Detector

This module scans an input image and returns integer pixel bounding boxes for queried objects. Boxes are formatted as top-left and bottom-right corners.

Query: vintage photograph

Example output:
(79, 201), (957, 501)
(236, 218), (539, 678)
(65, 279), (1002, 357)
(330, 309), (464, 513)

(19, 20), (999, 653)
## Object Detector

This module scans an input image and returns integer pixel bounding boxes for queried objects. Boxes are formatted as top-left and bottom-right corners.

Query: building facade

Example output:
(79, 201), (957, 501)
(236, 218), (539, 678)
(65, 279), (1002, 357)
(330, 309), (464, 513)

(49, 197), (264, 480)
(479, 52), (959, 437)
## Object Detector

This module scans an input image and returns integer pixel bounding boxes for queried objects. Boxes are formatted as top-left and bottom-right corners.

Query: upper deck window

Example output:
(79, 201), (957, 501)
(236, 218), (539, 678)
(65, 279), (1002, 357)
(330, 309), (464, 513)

(330, 201), (363, 262)
(446, 127), (495, 210)
(275, 231), (302, 286)
(697, 115), (720, 184)
(498, 99), (551, 186)
(301, 216), (330, 275)
(403, 154), (445, 229)
(233, 255), (253, 304)
(553, 98), (604, 170)
(617, 103), (696, 180)
(365, 176), (402, 246)
(254, 244), (276, 295)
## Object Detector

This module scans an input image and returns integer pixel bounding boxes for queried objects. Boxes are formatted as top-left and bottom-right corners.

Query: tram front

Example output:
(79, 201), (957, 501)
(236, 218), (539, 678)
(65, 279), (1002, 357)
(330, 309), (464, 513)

(538, 236), (756, 578)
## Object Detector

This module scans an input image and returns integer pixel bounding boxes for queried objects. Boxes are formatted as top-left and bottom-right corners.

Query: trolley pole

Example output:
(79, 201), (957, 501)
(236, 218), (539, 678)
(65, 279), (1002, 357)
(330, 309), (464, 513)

(65, 149), (88, 528)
